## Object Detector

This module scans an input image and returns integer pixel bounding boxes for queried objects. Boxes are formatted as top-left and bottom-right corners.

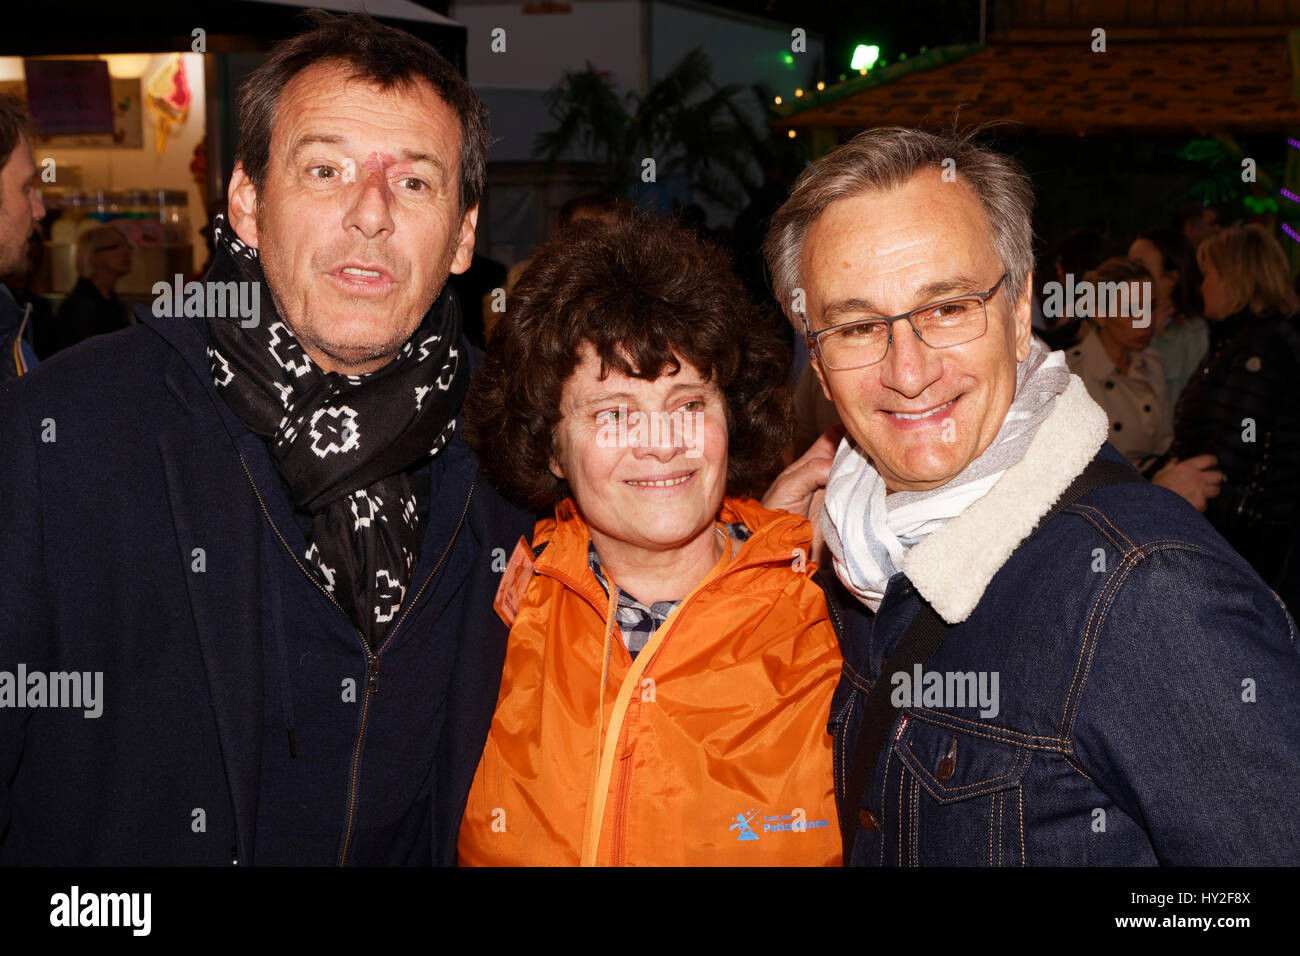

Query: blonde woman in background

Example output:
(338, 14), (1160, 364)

(50, 224), (132, 355)
(1162, 224), (1300, 609)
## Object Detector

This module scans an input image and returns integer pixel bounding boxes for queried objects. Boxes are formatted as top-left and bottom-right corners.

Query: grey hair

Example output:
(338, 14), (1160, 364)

(764, 126), (1036, 327)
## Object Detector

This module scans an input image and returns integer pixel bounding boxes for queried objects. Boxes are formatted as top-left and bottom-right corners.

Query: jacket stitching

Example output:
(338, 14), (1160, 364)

(841, 658), (872, 693)
(911, 777), (920, 867)
(836, 689), (857, 833)
(901, 745), (1031, 802)
(880, 744), (895, 867)
(1063, 539), (1217, 735)
(1062, 752), (1097, 784)
(906, 707), (1070, 750)
(1271, 589), (1298, 648)
(896, 760), (904, 867)
(1071, 503), (1137, 552)
(1063, 550), (1137, 735)
(998, 790), (1008, 868)
(1018, 789), (1026, 866)
(987, 795), (994, 865)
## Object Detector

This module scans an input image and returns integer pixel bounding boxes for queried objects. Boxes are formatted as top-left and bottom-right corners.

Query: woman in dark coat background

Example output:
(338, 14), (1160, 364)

(1167, 224), (1300, 610)
(50, 224), (132, 354)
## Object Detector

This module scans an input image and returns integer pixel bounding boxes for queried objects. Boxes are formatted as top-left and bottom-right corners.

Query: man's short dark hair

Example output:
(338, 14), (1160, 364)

(466, 210), (792, 511)
(0, 94), (35, 197)
(236, 10), (489, 216)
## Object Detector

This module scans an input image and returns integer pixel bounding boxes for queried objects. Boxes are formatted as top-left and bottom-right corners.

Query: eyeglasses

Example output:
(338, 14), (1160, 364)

(804, 272), (1006, 371)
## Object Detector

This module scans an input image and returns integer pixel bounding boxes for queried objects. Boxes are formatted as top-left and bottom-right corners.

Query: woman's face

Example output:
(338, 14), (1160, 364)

(1099, 279), (1156, 352)
(1200, 260), (1231, 319)
(1127, 239), (1177, 308)
(550, 344), (729, 557)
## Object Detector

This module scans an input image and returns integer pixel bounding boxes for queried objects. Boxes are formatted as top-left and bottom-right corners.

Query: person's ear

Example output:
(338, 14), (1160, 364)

(449, 204), (479, 276)
(227, 163), (260, 250)
(548, 430), (566, 482)
(810, 351), (835, 404)
(1013, 270), (1034, 361)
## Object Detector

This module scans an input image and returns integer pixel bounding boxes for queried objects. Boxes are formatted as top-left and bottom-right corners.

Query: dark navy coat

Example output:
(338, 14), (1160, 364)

(0, 307), (534, 865)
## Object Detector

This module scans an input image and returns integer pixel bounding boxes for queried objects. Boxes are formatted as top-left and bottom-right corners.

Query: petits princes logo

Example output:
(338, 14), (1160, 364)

(729, 807), (831, 841)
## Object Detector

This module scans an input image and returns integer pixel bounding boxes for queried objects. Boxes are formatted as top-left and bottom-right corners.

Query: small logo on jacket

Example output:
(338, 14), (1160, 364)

(729, 810), (760, 841)
(729, 807), (831, 840)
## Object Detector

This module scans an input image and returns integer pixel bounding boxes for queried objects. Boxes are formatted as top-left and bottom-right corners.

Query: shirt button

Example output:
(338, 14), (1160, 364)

(859, 809), (879, 832)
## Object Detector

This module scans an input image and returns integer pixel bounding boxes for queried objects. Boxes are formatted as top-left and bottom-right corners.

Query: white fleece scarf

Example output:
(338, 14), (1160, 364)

(821, 339), (1070, 611)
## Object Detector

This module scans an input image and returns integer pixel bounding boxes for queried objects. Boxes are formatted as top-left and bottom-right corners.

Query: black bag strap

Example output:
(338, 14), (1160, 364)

(839, 455), (1141, 862)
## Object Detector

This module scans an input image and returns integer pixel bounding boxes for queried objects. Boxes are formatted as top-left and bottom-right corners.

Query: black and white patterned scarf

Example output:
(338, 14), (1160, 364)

(203, 214), (467, 647)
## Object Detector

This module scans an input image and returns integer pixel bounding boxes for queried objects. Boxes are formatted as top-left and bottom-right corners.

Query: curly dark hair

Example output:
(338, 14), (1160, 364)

(465, 211), (792, 512)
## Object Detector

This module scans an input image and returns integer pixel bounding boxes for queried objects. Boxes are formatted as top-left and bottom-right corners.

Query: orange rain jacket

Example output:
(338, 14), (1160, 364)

(457, 495), (842, 866)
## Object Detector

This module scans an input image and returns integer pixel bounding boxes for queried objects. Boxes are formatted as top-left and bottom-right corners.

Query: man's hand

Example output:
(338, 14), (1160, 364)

(762, 425), (845, 559)
(1151, 454), (1224, 513)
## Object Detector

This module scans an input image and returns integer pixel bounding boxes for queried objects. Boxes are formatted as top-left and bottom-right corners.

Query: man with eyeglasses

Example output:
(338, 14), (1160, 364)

(761, 126), (1300, 866)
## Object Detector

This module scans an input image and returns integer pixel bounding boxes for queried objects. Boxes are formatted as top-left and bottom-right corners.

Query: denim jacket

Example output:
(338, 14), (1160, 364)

(820, 376), (1300, 866)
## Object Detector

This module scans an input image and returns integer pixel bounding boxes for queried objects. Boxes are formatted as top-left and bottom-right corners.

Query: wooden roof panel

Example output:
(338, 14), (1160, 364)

(776, 38), (1300, 134)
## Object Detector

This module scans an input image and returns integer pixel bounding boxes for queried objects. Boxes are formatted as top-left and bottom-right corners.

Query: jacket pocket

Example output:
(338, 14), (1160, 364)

(894, 717), (1030, 866)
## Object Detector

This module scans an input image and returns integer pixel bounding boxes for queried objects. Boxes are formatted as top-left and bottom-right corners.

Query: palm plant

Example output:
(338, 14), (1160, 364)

(535, 49), (772, 210)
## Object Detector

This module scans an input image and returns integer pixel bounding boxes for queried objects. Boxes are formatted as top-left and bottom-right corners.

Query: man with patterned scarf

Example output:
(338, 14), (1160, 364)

(0, 13), (533, 865)
(761, 127), (1300, 865)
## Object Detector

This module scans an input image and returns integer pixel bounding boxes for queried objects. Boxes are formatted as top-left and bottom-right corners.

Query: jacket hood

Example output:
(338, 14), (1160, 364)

(902, 374), (1109, 624)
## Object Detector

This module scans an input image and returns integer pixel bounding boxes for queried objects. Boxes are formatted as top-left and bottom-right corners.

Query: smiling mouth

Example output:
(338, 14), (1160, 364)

(625, 472), (695, 488)
(888, 398), (956, 421)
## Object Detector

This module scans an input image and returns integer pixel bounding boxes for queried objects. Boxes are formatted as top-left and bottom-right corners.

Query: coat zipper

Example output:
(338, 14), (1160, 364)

(337, 477), (476, 866)
(236, 453), (476, 867)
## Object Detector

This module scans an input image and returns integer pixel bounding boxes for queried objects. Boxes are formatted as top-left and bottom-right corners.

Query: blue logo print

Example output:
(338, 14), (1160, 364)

(729, 809), (760, 842)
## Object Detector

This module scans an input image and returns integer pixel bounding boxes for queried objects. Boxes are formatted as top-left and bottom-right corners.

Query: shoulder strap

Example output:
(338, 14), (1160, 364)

(838, 454), (1141, 862)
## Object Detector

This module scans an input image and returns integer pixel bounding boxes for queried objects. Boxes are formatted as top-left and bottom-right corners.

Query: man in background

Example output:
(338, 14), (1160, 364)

(0, 94), (45, 383)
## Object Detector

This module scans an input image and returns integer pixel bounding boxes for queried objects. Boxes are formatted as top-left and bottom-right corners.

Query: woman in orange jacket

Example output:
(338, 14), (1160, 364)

(457, 211), (842, 866)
